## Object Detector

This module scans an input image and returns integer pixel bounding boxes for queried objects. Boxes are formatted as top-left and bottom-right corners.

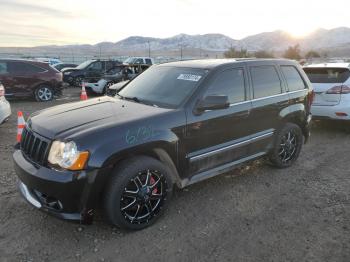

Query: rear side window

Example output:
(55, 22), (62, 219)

(251, 66), (282, 99)
(105, 61), (115, 70)
(7, 62), (46, 74)
(0, 62), (8, 74)
(205, 68), (246, 104)
(281, 66), (306, 91)
(145, 59), (152, 65)
(303, 67), (350, 83)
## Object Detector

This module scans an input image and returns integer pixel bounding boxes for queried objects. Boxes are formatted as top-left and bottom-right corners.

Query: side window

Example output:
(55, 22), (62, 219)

(89, 62), (102, 70)
(135, 59), (143, 64)
(8, 62), (45, 74)
(251, 66), (282, 99)
(281, 66), (306, 91)
(145, 59), (152, 65)
(105, 61), (114, 70)
(0, 62), (8, 74)
(205, 68), (246, 104)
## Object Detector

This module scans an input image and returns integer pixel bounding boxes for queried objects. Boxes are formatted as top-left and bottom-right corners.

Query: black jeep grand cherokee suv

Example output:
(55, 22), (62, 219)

(13, 59), (313, 230)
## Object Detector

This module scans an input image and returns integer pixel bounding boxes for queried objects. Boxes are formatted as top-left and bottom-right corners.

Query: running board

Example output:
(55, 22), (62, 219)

(181, 152), (266, 188)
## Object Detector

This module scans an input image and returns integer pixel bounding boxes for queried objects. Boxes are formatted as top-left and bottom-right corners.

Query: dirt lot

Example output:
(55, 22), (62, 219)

(0, 88), (349, 262)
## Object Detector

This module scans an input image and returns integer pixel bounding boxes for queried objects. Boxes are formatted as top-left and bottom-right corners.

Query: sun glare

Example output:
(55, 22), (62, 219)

(285, 25), (314, 38)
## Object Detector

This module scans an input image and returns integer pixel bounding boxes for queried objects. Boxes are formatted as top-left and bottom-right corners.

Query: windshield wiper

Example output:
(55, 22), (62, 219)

(117, 94), (159, 107)
(123, 96), (141, 103)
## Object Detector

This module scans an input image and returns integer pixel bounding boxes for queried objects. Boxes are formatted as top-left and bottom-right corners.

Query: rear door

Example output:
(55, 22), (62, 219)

(247, 62), (289, 154)
(185, 67), (252, 176)
(85, 61), (103, 81)
(303, 67), (350, 106)
(6, 61), (45, 96)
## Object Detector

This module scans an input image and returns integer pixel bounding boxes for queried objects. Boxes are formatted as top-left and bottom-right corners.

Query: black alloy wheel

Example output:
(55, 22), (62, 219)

(269, 123), (303, 168)
(74, 76), (84, 87)
(104, 156), (173, 230)
(120, 169), (167, 225)
(278, 131), (298, 163)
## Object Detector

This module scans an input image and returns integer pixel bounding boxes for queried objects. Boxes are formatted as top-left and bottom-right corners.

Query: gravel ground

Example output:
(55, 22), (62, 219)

(0, 88), (349, 262)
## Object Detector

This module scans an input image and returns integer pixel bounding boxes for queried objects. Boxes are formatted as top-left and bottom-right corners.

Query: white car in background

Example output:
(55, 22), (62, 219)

(303, 63), (350, 120)
(0, 82), (11, 124)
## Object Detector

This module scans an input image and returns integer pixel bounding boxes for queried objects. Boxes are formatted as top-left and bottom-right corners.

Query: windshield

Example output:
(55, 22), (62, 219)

(118, 66), (207, 108)
(124, 58), (136, 64)
(76, 60), (94, 69)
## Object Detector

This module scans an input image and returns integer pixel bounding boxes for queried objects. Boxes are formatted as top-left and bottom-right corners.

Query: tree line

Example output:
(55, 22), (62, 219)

(223, 44), (323, 60)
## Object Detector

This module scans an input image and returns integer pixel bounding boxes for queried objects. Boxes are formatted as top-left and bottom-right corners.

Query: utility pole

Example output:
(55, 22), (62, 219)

(147, 41), (151, 57)
(180, 43), (183, 60)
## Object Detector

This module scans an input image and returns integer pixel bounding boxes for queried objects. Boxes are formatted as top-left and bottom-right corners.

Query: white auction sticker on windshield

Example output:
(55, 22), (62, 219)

(177, 74), (202, 82)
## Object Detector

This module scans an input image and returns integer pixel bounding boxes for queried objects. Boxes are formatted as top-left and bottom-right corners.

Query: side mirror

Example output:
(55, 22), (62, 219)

(195, 95), (229, 114)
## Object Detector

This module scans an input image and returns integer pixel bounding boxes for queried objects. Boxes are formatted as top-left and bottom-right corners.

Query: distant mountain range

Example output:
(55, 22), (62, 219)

(1, 27), (350, 59)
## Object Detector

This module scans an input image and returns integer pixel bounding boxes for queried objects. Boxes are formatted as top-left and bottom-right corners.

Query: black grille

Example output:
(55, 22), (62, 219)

(20, 128), (50, 166)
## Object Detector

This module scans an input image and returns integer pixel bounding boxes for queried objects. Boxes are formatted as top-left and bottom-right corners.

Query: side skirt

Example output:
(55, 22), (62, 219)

(181, 152), (266, 188)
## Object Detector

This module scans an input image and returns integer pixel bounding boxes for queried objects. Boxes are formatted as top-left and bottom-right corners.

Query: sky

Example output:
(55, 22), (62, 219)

(1, 0), (350, 47)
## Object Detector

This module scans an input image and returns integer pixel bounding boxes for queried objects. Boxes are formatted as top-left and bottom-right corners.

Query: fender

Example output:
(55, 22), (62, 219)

(87, 127), (180, 171)
(279, 102), (310, 141)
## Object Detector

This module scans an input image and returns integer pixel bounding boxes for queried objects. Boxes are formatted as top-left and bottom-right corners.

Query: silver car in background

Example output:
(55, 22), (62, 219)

(304, 63), (350, 121)
(0, 82), (11, 124)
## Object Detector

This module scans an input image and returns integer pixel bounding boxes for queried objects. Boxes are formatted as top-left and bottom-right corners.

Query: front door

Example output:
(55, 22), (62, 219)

(185, 67), (252, 176)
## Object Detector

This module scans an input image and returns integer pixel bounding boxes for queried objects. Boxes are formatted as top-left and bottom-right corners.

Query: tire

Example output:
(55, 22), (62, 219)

(104, 156), (173, 230)
(269, 123), (303, 168)
(74, 76), (84, 87)
(34, 85), (54, 102)
(104, 82), (114, 95)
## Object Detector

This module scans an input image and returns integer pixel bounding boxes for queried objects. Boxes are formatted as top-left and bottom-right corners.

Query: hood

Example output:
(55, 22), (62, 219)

(62, 67), (80, 73)
(29, 96), (171, 139)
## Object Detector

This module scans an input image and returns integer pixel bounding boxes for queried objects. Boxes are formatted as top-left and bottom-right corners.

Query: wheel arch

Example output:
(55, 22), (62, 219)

(279, 103), (309, 142)
(97, 141), (182, 191)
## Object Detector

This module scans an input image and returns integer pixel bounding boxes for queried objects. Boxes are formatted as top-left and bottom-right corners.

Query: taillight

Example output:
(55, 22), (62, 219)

(0, 84), (5, 97)
(326, 85), (350, 94)
(308, 90), (315, 107)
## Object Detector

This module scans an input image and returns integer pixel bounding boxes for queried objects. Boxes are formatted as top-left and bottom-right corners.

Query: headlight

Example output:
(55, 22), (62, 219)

(64, 71), (71, 75)
(48, 141), (89, 170)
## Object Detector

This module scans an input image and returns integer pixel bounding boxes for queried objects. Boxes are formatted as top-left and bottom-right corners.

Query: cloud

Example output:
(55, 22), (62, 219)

(0, 0), (73, 17)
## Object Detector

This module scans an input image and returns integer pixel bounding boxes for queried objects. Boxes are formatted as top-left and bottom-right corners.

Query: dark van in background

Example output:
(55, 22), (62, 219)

(62, 59), (121, 86)
(0, 59), (64, 102)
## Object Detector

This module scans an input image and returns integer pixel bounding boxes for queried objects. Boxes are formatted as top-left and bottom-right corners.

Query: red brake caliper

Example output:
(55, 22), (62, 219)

(150, 176), (158, 194)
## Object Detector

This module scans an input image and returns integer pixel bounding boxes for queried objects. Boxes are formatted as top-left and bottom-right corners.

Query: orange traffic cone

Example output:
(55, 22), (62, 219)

(80, 82), (88, 101)
(17, 111), (25, 143)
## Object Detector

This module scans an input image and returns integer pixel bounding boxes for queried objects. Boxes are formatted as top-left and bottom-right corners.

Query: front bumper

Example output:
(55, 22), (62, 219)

(52, 82), (64, 97)
(85, 80), (107, 94)
(63, 74), (74, 84)
(0, 98), (11, 124)
(13, 149), (99, 223)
